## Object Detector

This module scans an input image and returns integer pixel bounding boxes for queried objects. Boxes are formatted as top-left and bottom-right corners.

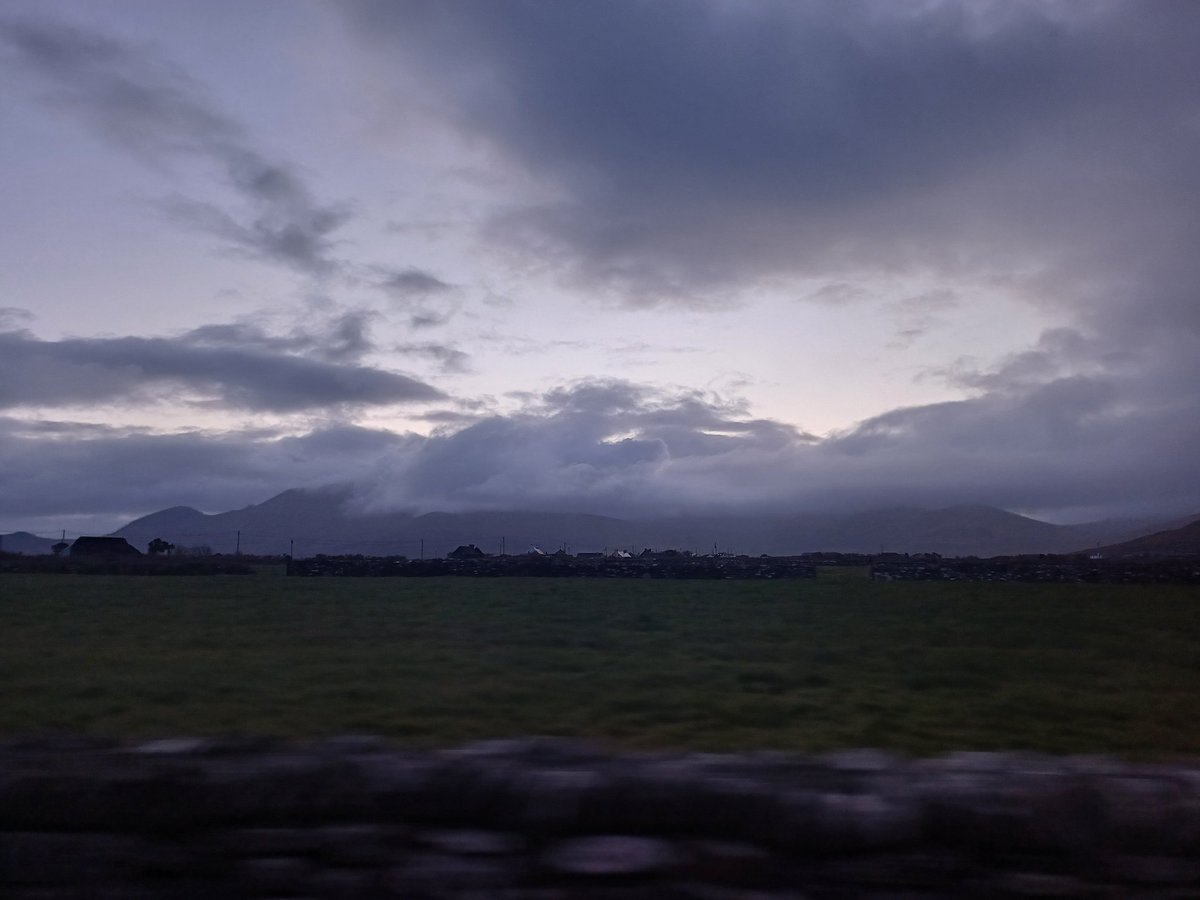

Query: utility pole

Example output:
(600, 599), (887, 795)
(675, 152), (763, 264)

(235, 530), (241, 555)
(420, 538), (424, 560)
(289, 538), (294, 558)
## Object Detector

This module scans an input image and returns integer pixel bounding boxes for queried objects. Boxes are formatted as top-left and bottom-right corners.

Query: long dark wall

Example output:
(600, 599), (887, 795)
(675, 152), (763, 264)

(2, 736), (1198, 898)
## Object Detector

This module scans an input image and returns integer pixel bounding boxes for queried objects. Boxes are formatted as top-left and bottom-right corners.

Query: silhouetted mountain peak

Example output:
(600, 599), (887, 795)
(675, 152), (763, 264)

(105, 486), (1181, 559)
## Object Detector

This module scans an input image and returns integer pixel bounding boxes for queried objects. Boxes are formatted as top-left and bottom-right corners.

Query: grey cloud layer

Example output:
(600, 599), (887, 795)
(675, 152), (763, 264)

(350, 376), (1200, 521)
(0, 326), (443, 412)
(3, 4), (1198, 528)
(346, 2), (1194, 305)
(0, 418), (411, 525)
(374, 267), (460, 330)
(1, 17), (349, 274)
(393, 342), (471, 375)
(376, 268), (453, 297)
(2, 17), (466, 295)
(333, 0), (1200, 521)
(10, 372), (1195, 529)
(185, 310), (377, 364)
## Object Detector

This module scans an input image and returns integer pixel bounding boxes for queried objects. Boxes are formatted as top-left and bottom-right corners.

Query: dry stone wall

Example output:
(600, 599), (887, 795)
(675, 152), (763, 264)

(2, 736), (1199, 898)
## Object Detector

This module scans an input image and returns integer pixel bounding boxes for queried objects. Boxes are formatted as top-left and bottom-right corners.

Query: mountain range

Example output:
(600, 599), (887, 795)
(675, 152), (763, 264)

(1089, 518), (1200, 558)
(103, 486), (1180, 558)
(0, 531), (64, 555)
(6, 486), (1195, 559)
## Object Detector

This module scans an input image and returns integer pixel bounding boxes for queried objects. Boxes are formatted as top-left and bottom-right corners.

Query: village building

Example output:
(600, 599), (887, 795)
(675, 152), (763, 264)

(69, 536), (142, 558)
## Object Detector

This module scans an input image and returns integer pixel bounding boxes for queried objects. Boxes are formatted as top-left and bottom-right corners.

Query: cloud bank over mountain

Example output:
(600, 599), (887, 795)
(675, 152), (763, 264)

(5, 373), (1197, 534)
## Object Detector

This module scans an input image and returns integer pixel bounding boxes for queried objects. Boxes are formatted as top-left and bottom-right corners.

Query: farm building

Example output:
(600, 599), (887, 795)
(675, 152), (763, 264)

(69, 536), (142, 558)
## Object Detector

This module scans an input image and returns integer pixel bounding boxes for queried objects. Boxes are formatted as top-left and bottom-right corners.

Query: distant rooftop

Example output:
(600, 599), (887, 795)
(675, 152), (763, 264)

(70, 536), (142, 557)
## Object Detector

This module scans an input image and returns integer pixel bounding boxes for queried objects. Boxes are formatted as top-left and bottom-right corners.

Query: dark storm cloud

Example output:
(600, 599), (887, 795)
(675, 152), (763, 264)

(0, 327), (443, 412)
(330, 0), (1200, 521)
(0, 417), (410, 525)
(347, 0), (1200, 322)
(1, 17), (349, 274)
(817, 362), (1200, 521)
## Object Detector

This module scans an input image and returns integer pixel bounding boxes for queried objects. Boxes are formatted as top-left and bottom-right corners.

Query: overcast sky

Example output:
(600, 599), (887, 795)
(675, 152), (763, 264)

(3, 0), (1199, 535)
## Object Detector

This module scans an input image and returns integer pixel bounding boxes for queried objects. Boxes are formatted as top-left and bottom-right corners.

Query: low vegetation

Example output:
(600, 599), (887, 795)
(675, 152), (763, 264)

(1, 574), (1197, 757)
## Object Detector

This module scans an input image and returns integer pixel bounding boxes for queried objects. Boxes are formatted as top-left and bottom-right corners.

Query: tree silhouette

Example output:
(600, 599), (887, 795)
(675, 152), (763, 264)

(147, 537), (175, 556)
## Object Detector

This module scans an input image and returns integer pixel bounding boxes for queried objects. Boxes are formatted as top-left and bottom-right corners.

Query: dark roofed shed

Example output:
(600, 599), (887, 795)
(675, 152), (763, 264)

(69, 536), (142, 558)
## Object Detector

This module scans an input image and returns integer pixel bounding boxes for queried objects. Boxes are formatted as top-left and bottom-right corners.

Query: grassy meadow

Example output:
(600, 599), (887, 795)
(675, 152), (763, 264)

(1, 573), (1198, 758)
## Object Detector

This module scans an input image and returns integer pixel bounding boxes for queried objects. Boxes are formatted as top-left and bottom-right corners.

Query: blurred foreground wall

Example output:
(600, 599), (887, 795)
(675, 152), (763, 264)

(2, 736), (1198, 898)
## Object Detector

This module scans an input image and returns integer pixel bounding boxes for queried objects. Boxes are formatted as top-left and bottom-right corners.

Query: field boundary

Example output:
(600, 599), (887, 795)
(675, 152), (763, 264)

(2, 735), (1198, 897)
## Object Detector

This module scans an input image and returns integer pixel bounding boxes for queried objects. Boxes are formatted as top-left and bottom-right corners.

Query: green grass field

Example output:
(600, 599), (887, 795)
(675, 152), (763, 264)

(1, 574), (1198, 757)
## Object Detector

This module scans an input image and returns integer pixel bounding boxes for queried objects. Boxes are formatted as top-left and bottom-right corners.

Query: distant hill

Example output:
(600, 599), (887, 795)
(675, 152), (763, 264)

(109, 486), (1171, 559)
(1086, 517), (1200, 558)
(0, 531), (57, 555)
(114, 487), (635, 558)
(628, 504), (1156, 558)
